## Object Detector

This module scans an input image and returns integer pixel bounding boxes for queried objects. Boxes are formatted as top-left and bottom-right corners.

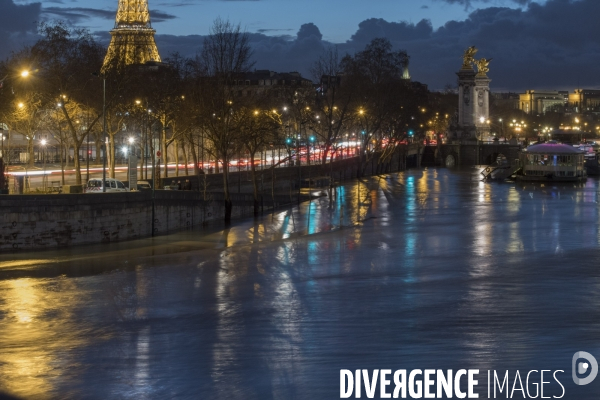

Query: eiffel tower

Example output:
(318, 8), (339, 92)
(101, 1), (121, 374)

(102, 0), (161, 70)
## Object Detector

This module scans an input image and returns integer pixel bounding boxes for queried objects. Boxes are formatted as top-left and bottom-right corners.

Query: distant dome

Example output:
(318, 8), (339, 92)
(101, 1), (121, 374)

(524, 143), (584, 154)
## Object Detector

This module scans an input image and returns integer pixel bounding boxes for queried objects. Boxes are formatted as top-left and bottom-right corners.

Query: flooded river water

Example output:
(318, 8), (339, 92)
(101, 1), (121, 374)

(1, 167), (600, 399)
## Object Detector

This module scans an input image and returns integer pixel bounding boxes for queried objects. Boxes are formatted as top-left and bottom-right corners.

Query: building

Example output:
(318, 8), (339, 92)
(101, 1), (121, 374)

(491, 92), (520, 110)
(519, 90), (567, 114)
(568, 89), (600, 112)
(232, 70), (314, 98)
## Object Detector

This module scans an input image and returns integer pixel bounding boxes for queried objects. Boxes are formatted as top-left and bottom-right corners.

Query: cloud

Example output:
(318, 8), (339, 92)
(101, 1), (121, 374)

(149, 10), (178, 23)
(144, 23), (328, 79)
(95, 0), (600, 92)
(43, 7), (114, 23)
(41, 7), (176, 24)
(246, 0), (600, 91)
(433, 0), (532, 9)
(0, 0), (41, 61)
(0, 0), (40, 33)
(256, 28), (294, 34)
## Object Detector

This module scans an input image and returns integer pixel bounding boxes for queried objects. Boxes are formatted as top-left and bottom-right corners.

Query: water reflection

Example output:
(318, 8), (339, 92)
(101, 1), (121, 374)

(1, 169), (600, 398)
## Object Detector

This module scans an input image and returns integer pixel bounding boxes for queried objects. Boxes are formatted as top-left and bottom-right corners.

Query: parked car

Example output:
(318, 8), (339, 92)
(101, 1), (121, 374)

(85, 178), (127, 193)
(136, 181), (152, 191)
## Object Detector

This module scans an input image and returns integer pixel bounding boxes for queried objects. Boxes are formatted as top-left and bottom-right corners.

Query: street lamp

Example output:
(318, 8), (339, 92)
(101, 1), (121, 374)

(93, 72), (107, 192)
(102, 77), (107, 192)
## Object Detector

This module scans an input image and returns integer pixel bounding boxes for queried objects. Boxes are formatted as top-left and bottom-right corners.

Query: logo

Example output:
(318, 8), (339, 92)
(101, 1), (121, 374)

(572, 351), (598, 386)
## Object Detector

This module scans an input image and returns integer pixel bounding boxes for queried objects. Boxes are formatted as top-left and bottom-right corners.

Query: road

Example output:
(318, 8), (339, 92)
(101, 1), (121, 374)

(4, 146), (358, 192)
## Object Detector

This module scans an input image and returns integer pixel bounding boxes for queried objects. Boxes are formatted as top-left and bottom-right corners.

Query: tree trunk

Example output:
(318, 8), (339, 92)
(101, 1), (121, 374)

(190, 139), (199, 176)
(60, 143), (66, 185)
(322, 142), (331, 165)
(162, 129), (169, 178)
(139, 144), (144, 181)
(73, 142), (82, 184)
(189, 139), (201, 191)
(271, 166), (275, 209)
(94, 139), (101, 163)
(109, 136), (116, 178)
(250, 151), (259, 216)
(27, 138), (34, 168)
(222, 157), (232, 223)
(174, 139), (179, 177)
(182, 141), (189, 176)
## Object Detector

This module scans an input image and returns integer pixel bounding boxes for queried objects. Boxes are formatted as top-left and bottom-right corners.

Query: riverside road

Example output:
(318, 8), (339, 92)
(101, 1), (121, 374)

(1, 167), (599, 399)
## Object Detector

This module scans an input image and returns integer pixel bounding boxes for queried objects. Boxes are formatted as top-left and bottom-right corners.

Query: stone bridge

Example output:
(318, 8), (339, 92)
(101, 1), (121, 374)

(435, 143), (522, 167)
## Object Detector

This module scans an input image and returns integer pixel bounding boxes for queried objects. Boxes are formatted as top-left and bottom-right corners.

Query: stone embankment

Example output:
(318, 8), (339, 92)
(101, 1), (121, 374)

(1, 154), (408, 251)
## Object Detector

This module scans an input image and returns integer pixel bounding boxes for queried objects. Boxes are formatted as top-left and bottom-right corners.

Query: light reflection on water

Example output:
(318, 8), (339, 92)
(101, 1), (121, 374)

(1, 168), (600, 398)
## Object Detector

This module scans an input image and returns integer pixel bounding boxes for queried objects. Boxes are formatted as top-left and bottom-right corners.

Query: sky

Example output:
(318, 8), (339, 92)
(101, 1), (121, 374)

(2, 0), (600, 91)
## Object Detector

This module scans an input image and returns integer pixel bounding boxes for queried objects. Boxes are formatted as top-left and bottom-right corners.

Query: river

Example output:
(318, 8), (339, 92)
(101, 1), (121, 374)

(1, 167), (599, 399)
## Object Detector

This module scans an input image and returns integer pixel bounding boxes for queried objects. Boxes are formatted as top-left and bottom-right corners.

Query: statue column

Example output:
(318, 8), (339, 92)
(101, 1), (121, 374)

(474, 75), (491, 136)
(457, 68), (476, 128)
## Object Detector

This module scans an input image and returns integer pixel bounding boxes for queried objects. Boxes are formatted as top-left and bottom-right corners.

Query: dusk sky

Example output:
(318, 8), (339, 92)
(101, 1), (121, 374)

(3, 0), (600, 91)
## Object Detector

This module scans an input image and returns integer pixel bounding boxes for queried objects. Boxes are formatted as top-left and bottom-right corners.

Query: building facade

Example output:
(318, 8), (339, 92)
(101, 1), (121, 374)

(519, 90), (567, 114)
(232, 70), (314, 98)
(568, 89), (600, 112)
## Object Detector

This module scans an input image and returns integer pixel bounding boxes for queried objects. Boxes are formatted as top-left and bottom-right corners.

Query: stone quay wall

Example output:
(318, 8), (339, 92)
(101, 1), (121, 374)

(0, 152), (409, 252)
(0, 191), (301, 252)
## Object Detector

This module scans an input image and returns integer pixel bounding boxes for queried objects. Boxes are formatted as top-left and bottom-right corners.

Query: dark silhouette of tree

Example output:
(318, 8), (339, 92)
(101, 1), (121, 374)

(191, 18), (255, 223)
(28, 22), (105, 184)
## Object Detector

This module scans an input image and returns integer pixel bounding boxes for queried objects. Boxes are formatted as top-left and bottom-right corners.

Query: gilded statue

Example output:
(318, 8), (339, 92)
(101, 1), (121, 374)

(462, 46), (478, 69)
(474, 58), (492, 76)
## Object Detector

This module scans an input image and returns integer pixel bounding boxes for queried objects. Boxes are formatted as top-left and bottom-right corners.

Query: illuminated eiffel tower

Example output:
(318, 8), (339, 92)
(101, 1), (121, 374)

(102, 0), (161, 70)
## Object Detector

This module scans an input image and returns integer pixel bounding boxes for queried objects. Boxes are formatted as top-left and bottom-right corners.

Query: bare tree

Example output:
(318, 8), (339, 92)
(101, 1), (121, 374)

(28, 22), (105, 184)
(342, 38), (410, 174)
(239, 104), (280, 215)
(42, 107), (73, 184)
(310, 47), (355, 165)
(193, 18), (255, 223)
(6, 93), (44, 167)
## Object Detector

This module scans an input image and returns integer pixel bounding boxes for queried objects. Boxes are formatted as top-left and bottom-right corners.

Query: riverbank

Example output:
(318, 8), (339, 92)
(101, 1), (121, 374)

(0, 153), (408, 252)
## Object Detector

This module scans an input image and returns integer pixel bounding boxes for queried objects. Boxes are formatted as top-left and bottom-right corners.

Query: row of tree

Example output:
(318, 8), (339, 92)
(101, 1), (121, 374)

(0, 19), (453, 221)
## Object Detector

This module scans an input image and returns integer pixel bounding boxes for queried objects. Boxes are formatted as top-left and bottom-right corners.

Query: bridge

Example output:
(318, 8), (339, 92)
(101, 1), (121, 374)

(403, 142), (522, 168)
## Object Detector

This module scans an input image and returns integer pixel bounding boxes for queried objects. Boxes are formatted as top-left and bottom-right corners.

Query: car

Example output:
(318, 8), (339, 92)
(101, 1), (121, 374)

(136, 181), (152, 191)
(85, 178), (128, 193)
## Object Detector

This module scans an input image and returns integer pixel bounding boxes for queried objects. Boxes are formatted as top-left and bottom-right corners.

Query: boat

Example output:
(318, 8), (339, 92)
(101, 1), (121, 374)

(516, 143), (586, 182)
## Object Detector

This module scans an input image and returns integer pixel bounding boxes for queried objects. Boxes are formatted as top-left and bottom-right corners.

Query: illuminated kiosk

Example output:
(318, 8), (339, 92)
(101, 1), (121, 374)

(518, 143), (586, 181)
